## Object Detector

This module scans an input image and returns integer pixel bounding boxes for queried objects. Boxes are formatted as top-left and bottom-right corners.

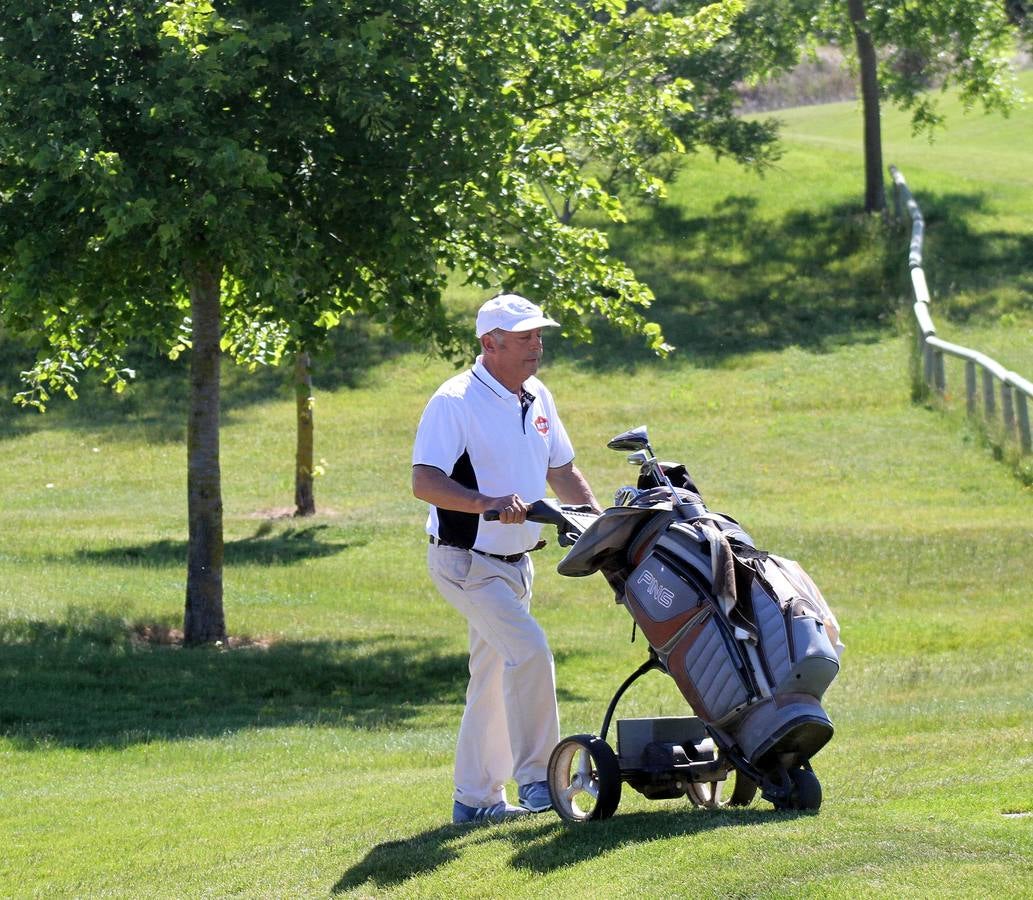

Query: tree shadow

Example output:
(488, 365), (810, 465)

(5, 186), (1022, 439)
(912, 190), (1033, 323)
(0, 610), (468, 749)
(557, 195), (905, 371)
(333, 806), (811, 893)
(65, 522), (359, 568)
(554, 188), (1024, 371)
(0, 313), (413, 443)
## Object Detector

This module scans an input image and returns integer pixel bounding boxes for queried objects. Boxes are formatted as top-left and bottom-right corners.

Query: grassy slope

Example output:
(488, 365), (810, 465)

(771, 69), (1033, 374)
(1, 78), (1031, 897)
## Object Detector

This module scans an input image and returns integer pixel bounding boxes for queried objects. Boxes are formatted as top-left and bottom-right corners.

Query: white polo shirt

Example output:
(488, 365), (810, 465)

(413, 356), (575, 555)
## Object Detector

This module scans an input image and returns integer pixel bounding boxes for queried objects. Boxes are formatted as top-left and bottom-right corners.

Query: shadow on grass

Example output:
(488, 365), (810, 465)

(553, 195), (907, 371)
(5, 186), (1023, 441)
(553, 188), (1025, 371)
(0, 313), (414, 443)
(915, 190), (1033, 323)
(67, 522), (359, 568)
(334, 806), (814, 892)
(0, 610), (468, 749)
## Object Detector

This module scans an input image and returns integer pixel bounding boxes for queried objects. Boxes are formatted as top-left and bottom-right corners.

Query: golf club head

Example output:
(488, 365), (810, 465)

(614, 485), (641, 507)
(607, 426), (650, 453)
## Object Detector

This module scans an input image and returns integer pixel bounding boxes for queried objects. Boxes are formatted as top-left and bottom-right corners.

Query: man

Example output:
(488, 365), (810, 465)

(412, 293), (601, 824)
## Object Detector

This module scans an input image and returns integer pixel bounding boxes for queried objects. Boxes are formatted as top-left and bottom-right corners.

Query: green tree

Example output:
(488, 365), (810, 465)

(673, 0), (1023, 213)
(538, 0), (798, 227)
(1, 0), (739, 642)
(840, 0), (1023, 211)
(795, 0), (1021, 212)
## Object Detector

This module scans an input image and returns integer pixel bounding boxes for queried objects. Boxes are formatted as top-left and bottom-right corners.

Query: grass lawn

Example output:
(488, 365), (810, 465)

(771, 68), (1033, 374)
(1, 77), (1031, 897)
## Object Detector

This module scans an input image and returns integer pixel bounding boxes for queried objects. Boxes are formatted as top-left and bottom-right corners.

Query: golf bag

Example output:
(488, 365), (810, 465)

(558, 466), (842, 776)
(622, 510), (841, 769)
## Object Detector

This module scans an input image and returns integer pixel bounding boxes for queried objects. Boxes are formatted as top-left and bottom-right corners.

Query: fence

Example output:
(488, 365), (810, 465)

(890, 165), (1033, 456)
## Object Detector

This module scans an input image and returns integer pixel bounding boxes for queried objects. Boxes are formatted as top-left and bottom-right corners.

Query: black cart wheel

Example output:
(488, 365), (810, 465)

(788, 767), (822, 810)
(773, 766), (822, 811)
(547, 734), (622, 822)
(687, 768), (758, 809)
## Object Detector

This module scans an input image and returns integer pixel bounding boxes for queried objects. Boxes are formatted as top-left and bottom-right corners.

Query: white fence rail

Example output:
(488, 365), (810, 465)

(891, 165), (1032, 455)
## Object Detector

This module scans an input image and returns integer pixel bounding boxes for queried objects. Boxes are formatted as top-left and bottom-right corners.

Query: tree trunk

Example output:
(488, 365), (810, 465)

(184, 261), (227, 645)
(294, 349), (316, 517)
(847, 0), (885, 213)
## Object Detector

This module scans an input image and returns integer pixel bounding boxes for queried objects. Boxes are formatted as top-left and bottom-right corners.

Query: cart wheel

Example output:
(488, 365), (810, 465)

(547, 734), (621, 822)
(788, 767), (822, 811)
(687, 769), (758, 809)
(773, 767), (822, 811)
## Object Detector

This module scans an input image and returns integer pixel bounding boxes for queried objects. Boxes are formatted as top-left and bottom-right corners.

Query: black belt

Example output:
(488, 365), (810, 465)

(429, 535), (542, 564)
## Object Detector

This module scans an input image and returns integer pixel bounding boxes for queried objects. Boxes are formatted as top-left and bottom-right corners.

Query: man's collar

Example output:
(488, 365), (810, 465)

(473, 356), (518, 399)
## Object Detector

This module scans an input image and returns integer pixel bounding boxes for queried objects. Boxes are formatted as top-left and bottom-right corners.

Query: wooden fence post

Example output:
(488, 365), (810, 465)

(1016, 392), (1032, 454)
(965, 361), (977, 416)
(894, 164), (1031, 460)
(1001, 383), (1016, 436)
(982, 368), (996, 419)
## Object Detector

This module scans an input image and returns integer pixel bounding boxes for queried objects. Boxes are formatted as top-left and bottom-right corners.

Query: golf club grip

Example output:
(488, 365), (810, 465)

(483, 499), (560, 524)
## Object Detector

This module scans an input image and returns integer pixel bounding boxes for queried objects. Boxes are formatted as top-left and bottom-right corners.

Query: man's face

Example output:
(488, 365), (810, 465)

(485, 327), (544, 387)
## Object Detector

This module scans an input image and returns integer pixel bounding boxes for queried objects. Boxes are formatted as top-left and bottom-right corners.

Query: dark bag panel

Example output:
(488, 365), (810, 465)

(665, 612), (753, 725)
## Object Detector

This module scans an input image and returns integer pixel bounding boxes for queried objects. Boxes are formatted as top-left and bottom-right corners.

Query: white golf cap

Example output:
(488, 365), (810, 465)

(475, 294), (560, 338)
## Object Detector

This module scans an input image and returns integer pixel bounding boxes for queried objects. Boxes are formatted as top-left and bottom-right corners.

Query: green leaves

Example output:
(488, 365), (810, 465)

(0, 0), (755, 405)
(825, 0), (1021, 137)
(159, 0), (221, 48)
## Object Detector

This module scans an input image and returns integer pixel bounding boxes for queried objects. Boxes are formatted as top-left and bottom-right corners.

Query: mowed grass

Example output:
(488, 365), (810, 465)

(2, 78), (1032, 897)
(769, 68), (1033, 372)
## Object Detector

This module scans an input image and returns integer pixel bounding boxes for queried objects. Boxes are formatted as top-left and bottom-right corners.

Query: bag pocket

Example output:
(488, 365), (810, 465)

(775, 608), (840, 700)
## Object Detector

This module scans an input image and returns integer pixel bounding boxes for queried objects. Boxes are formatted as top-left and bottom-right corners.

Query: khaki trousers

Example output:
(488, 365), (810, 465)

(428, 543), (560, 808)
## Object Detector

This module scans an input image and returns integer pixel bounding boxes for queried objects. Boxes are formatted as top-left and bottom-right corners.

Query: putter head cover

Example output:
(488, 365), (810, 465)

(638, 461), (702, 496)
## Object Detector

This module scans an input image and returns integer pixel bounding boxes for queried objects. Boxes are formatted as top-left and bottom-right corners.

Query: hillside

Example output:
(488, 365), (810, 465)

(1, 77), (1030, 898)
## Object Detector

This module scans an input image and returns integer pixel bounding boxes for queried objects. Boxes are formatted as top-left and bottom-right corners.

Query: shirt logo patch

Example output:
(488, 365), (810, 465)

(534, 416), (550, 435)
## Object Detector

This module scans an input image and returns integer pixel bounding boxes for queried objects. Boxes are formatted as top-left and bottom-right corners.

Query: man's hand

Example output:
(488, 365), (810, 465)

(484, 493), (529, 524)
(413, 466), (532, 524)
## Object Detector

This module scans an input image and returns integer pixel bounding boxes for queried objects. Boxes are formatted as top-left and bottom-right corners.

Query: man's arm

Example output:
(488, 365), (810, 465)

(547, 461), (602, 514)
(412, 464), (530, 524)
